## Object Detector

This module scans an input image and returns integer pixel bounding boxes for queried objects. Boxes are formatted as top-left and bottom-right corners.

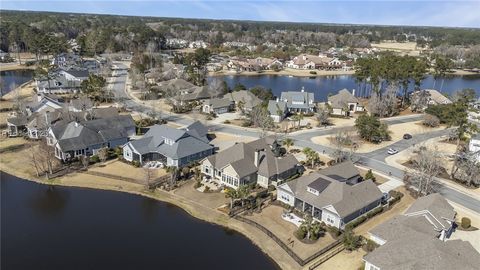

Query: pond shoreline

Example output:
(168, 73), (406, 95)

(0, 165), (289, 269)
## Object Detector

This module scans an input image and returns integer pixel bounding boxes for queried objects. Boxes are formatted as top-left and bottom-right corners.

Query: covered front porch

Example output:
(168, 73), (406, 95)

(294, 198), (322, 220)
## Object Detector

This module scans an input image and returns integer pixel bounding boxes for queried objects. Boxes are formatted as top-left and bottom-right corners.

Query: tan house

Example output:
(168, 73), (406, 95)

(201, 137), (300, 189)
(328, 89), (364, 116)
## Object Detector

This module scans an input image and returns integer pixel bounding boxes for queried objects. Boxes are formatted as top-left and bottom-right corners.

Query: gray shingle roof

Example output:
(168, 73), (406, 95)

(128, 124), (213, 160)
(319, 161), (360, 182)
(267, 100), (287, 116)
(225, 90), (262, 110)
(204, 97), (233, 109)
(280, 90), (315, 109)
(284, 172), (382, 218)
(206, 136), (299, 179)
(405, 193), (456, 229)
(364, 234), (480, 270)
(53, 115), (134, 152)
(369, 215), (440, 242)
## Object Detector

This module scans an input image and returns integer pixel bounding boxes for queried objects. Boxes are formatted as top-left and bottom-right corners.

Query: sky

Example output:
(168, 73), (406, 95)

(1, 0), (480, 28)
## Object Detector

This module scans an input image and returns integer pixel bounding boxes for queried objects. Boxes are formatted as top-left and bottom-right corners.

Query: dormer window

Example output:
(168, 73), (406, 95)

(307, 187), (319, 196)
(164, 138), (174, 145)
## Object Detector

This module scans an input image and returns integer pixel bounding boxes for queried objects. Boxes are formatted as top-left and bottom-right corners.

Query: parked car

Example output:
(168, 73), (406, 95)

(381, 192), (391, 204)
(403, 133), (412, 139)
(387, 148), (398, 155)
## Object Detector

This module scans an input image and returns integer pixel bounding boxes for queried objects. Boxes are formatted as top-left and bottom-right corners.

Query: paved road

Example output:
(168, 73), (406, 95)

(110, 63), (480, 213)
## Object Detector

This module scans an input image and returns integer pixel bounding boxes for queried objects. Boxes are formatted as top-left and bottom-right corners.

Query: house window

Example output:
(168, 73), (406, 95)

(281, 195), (290, 202)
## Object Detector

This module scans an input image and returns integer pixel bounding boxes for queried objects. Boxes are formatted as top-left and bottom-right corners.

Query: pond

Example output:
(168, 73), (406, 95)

(0, 172), (279, 270)
(0, 69), (34, 96)
(212, 74), (480, 101)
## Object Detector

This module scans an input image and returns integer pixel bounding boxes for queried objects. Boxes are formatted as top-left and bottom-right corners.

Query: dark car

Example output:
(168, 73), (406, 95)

(403, 133), (412, 139)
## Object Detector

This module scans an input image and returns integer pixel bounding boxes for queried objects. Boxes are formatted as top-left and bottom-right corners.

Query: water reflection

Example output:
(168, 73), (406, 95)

(140, 197), (158, 222)
(28, 186), (69, 219)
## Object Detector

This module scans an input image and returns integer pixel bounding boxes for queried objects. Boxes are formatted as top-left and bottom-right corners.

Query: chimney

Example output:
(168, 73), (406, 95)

(352, 89), (356, 97)
(45, 111), (51, 124)
(254, 150), (261, 167)
(276, 97), (279, 102)
(301, 86), (305, 92)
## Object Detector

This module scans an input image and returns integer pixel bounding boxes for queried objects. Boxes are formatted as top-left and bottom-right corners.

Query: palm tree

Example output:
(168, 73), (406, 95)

(224, 188), (239, 210)
(237, 185), (251, 207)
(291, 114), (304, 129)
(301, 214), (322, 240)
(283, 138), (294, 151)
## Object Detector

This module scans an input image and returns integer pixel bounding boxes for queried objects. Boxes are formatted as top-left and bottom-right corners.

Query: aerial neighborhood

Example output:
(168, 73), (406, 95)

(1, 9), (480, 270)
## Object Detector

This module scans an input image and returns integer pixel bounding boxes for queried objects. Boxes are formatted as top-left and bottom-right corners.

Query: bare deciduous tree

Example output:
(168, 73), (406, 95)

(451, 151), (480, 187)
(143, 167), (157, 189)
(406, 146), (443, 195)
(80, 155), (90, 169)
(98, 147), (109, 163)
(422, 114), (440, 127)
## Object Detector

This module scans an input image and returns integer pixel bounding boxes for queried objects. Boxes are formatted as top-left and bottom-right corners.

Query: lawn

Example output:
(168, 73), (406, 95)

(246, 204), (337, 260)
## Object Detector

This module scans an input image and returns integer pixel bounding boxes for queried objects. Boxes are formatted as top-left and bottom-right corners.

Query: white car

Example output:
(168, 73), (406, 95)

(387, 148), (398, 155)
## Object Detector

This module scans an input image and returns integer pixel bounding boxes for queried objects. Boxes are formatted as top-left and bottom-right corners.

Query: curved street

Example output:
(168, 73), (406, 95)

(110, 62), (480, 214)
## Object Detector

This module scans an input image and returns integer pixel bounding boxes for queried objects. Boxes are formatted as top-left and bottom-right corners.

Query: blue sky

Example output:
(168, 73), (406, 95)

(2, 1), (479, 28)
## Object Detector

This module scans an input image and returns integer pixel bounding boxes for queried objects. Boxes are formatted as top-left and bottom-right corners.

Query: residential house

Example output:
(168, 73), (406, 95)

(468, 133), (480, 161)
(225, 90), (262, 112)
(364, 233), (480, 270)
(27, 107), (119, 140)
(364, 194), (480, 270)
(201, 136), (300, 189)
(48, 114), (135, 161)
(202, 98), (233, 114)
(123, 121), (214, 167)
(411, 89), (453, 111)
(25, 93), (64, 115)
(189, 40), (208, 49)
(6, 114), (29, 137)
(286, 54), (343, 70)
(280, 88), (315, 113)
(277, 162), (382, 229)
(51, 53), (82, 68)
(36, 69), (89, 94)
(328, 89), (364, 116)
(267, 99), (287, 122)
(369, 193), (456, 245)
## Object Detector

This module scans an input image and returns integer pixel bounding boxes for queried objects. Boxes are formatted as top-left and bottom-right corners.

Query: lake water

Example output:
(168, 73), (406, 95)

(1, 172), (278, 270)
(0, 69), (34, 95)
(213, 74), (480, 101)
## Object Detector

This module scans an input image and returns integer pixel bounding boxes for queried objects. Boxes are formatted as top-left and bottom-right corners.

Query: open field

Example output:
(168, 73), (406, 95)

(210, 132), (255, 151)
(88, 160), (168, 180)
(311, 121), (445, 153)
(315, 249), (366, 270)
(371, 42), (418, 51)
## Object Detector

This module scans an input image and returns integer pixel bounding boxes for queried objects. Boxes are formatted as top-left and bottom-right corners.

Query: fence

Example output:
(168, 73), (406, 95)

(308, 244), (345, 270)
(233, 215), (343, 267)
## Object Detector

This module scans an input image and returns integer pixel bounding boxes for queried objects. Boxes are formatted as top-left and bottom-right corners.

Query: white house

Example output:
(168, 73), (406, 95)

(468, 133), (480, 161)
(202, 98), (233, 114)
(277, 162), (383, 229)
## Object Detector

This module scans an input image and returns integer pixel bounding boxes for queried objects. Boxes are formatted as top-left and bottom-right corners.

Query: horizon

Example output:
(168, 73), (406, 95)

(1, 0), (480, 29)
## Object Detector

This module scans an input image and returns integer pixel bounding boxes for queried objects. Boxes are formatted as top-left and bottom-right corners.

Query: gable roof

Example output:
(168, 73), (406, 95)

(128, 124), (213, 160)
(280, 91), (315, 109)
(319, 161), (360, 182)
(405, 193), (456, 229)
(328, 89), (358, 108)
(225, 90), (262, 110)
(369, 215), (440, 242)
(267, 100), (287, 116)
(364, 234), (480, 270)
(204, 97), (233, 109)
(424, 89), (453, 104)
(283, 172), (382, 218)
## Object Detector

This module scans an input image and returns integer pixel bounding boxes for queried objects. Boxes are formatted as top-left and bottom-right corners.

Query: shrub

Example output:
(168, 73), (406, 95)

(326, 225), (341, 238)
(132, 160), (140, 167)
(90, 155), (100, 163)
(343, 229), (363, 251)
(363, 239), (379, 252)
(294, 228), (306, 240)
(365, 169), (376, 182)
(461, 217), (471, 229)
(309, 71), (317, 75)
(422, 114), (440, 127)
(194, 181), (202, 189)
(204, 186), (210, 192)
(366, 207), (383, 219)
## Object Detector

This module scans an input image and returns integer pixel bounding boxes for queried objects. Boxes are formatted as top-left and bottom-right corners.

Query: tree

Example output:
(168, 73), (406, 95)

(291, 114), (304, 130)
(298, 214), (323, 241)
(283, 138), (294, 151)
(365, 169), (376, 182)
(343, 228), (363, 251)
(406, 146), (443, 196)
(97, 147), (109, 163)
(81, 74), (107, 101)
(143, 167), (156, 189)
(80, 155), (90, 169)
(225, 188), (239, 210)
(249, 106), (274, 131)
(330, 128), (355, 163)
(422, 114), (440, 127)
(316, 108), (331, 127)
(451, 151), (480, 187)
(303, 147), (320, 169)
(355, 115), (390, 143)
